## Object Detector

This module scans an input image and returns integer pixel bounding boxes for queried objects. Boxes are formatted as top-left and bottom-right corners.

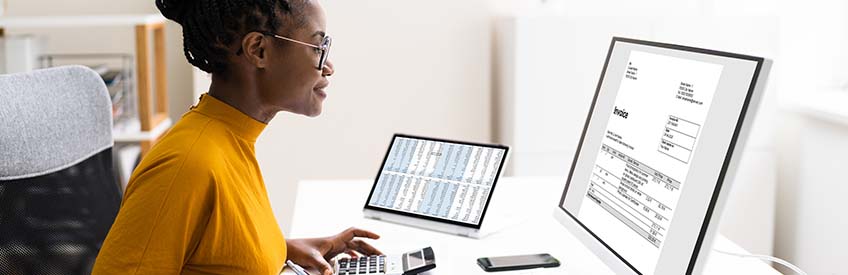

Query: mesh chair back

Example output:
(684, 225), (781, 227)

(0, 66), (122, 275)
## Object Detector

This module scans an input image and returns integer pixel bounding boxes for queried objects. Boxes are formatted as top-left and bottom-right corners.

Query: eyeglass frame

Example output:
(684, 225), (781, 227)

(236, 31), (332, 71)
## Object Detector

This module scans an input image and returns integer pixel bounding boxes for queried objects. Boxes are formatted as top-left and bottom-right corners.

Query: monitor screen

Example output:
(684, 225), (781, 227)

(558, 38), (765, 275)
(365, 134), (508, 227)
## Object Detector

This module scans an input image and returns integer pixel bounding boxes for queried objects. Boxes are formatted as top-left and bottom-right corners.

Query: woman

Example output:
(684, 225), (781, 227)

(92, 0), (380, 274)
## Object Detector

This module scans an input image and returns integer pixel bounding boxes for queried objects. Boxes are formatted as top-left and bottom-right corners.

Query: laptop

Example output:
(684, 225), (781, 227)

(362, 134), (509, 238)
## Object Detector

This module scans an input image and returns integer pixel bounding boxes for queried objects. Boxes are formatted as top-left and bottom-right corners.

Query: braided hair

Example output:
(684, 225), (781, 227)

(156, 0), (306, 73)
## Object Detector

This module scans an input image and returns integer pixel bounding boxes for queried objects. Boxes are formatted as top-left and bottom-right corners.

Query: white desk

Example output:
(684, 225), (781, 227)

(282, 177), (780, 274)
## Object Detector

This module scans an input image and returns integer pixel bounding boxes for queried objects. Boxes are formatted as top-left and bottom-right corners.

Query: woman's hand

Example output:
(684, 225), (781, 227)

(285, 227), (382, 275)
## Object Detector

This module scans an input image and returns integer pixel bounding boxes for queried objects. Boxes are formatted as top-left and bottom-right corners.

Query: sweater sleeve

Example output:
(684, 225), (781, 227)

(92, 143), (216, 274)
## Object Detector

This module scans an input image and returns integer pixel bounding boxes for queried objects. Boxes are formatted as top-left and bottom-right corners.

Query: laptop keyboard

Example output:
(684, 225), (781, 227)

(336, 255), (386, 275)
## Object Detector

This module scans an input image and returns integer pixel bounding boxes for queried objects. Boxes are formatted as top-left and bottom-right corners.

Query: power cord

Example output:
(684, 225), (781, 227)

(713, 249), (808, 275)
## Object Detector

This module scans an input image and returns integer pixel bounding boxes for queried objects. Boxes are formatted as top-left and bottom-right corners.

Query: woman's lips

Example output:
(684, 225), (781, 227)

(314, 88), (327, 98)
(314, 82), (329, 98)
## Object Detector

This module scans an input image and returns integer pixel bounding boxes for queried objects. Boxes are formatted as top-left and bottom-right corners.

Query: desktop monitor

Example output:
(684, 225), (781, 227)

(553, 37), (770, 275)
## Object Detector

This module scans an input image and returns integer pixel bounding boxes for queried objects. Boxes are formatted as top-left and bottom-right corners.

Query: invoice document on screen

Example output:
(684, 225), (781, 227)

(577, 50), (724, 274)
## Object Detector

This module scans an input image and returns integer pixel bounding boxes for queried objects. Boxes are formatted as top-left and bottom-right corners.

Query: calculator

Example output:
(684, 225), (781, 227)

(334, 247), (435, 275)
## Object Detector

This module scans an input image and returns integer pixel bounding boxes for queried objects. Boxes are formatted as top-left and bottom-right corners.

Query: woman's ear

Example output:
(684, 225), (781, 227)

(241, 32), (269, 69)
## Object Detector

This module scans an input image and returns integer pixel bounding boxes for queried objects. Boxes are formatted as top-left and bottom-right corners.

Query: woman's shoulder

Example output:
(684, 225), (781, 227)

(125, 141), (224, 198)
(132, 116), (230, 178)
(153, 113), (234, 153)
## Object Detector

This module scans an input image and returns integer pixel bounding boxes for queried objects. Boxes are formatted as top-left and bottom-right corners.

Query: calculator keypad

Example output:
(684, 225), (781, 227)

(336, 255), (386, 275)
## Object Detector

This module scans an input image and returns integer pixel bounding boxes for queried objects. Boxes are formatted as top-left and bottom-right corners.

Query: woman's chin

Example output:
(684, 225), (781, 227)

(304, 105), (323, 117)
(306, 110), (322, 117)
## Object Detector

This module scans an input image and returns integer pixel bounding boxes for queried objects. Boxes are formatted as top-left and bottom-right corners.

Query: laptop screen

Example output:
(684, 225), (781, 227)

(364, 134), (508, 228)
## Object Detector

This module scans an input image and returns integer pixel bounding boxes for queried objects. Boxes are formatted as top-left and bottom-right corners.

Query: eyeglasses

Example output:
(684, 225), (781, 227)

(265, 32), (332, 70)
(236, 32), (332, 70)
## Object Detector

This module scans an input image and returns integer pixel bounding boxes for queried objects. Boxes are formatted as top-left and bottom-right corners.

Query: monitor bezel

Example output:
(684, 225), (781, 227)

(555, 37), (765, 275)
(363, 133), (510, 229)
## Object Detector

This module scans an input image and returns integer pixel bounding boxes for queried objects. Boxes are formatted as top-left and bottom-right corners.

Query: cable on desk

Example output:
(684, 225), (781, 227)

(713, 248), (808, 275)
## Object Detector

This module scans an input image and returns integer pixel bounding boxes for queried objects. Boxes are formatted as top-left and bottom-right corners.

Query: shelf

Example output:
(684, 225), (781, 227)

(0, 14), (165, 28)
(1, 13), (170, 157)
(114, 118), (172, 143)
(785, 90), (848, 126)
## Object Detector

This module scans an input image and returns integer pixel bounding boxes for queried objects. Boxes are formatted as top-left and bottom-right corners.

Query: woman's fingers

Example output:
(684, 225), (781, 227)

(308, 254), (334, 275)
(351, 239), (383, 256)
(344, 227), (381, 240)
(344, 249), (361, 258)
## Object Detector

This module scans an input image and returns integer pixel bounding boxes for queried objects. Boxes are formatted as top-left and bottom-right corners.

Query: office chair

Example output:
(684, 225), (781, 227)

(0, 65), (122, 275)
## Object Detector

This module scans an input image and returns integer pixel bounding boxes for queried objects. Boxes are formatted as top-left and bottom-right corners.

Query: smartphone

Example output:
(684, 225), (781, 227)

(476, 253), (560, 272)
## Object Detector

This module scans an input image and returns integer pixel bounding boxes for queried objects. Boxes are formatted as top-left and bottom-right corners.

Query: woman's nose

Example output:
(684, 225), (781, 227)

(322, 60), (334, 77)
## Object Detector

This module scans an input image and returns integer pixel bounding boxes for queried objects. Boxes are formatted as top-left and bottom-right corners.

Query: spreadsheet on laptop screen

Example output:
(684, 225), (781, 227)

(367, 136), (507, 226)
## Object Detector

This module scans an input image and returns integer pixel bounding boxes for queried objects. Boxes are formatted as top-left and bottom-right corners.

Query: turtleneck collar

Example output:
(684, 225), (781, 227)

(191, 93), (267, 142)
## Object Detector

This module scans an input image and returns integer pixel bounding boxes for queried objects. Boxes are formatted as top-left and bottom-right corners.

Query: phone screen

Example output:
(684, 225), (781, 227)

(482, 253), (559, 269)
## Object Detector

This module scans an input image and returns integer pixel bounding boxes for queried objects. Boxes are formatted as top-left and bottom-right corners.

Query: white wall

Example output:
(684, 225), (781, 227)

(766, 1), (848, 274)
(776, 116), (848, 275)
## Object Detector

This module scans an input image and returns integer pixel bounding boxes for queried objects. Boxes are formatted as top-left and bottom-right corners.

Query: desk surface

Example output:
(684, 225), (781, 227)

(282, 177), (779, 274)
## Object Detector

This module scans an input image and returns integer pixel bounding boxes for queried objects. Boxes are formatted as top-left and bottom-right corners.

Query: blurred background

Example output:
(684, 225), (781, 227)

(2, 0), (846, 273)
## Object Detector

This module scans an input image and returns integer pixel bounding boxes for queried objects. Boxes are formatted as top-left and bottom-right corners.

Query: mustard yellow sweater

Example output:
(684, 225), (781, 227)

(93, 94), (286, 274)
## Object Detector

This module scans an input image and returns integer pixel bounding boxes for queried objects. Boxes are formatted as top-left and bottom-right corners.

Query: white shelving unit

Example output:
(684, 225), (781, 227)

(0, 14), (166, 28)
(786, 90), (848, 126)
(0, 14), (172, 157)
